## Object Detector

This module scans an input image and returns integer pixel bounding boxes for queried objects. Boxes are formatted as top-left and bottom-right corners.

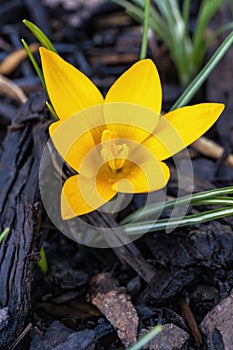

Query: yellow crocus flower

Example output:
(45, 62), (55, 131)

(40, 48), (224, 220)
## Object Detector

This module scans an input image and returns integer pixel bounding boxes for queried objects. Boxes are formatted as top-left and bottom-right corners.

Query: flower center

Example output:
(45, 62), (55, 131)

(100, 129), (129, 171)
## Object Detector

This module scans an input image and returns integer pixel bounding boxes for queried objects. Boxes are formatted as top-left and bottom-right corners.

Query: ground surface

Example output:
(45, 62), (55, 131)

(0, 1), (233, 349)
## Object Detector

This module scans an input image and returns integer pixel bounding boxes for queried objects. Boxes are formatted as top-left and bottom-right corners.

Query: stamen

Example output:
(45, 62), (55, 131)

(101, 130), (129, 171)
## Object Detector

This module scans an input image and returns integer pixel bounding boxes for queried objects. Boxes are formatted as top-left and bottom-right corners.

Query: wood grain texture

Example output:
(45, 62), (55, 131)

(0, 93), (49, 349)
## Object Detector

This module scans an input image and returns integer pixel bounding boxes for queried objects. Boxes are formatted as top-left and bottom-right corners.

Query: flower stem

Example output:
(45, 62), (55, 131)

(140, 0), (151, 59)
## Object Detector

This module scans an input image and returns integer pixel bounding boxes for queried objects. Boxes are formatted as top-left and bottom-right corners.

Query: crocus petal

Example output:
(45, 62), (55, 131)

(49, 107), (105, 177)
(61, 174), (116, 219)
(142, 103), (224, 160)
(114, 161), (170, 193)
(105, 59), (162, 115)
(40, 48), (104, 119)
(49, 121), (98, 177)
(104, 103), (159, 145)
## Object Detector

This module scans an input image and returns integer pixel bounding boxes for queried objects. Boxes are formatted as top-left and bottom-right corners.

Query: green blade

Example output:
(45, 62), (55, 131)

(23, 19), (57, 53)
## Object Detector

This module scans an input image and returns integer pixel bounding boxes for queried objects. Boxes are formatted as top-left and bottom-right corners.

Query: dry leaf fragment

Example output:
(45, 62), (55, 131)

(0, 74), (27, 103)
(89, 272), (138, 347)
(193, 137), (233, 169)
(0, 43), (40, 76)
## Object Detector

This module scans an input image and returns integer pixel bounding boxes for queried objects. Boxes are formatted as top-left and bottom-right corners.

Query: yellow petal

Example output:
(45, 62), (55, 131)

(114, 161), (170, 193)
(104, 103), (159, 145)
(105, 59), (162, 114)
(40, 48), (104, 119)
(61, 174), (116, 219)
(49, 107), (105, 177)
(142, 103), (224, 160)
(49, 121), (98, 177)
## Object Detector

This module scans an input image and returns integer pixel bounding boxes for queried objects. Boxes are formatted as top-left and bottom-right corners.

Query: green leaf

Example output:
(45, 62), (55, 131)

(120, 186), (233, 225)
(21, 38), (46, 90)
(193, 0), (224, 54)
(37, 246), (48, 274)
(170, 31), (233, 110)
(123, 206), (233, 236)
(46, 101), (59, 120)
(182, 0), (191, 32)
(0, 227), (10, 244)
(140, 0), (151, 59)
(113, 0), (226, 86)
(23, 19), (57, 53)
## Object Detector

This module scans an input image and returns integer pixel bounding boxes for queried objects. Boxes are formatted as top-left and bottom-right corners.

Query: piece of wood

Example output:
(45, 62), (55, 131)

(193, 137), (233, 169)
(0, 93), (49, 349)
(0, 74), (27, 103)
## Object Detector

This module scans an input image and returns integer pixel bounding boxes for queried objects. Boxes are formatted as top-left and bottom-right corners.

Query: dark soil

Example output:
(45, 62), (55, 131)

(0, 1), (233, 349)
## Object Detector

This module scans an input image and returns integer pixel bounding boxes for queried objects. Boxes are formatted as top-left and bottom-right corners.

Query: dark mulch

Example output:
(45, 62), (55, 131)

(0, 1), (233, 349)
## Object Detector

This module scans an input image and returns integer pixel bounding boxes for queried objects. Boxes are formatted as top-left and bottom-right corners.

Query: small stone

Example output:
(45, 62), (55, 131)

(200, 288), (233, 350)
(140, 323), (189, 350)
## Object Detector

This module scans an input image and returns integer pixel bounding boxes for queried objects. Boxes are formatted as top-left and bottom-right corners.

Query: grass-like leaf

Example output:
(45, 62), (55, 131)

(46, 101), (59, 121)
(123, 206), (233, 235)
(37, 246), (48, 274)
(120, 186), (233, 225)
(0, 227), (10, 244)
(113, 0), (226, 86)
(21, 38), (46, 90)
(140, 0), (151, 59)
(170, 30), (233, 110)
(23, 20), (57, 53)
